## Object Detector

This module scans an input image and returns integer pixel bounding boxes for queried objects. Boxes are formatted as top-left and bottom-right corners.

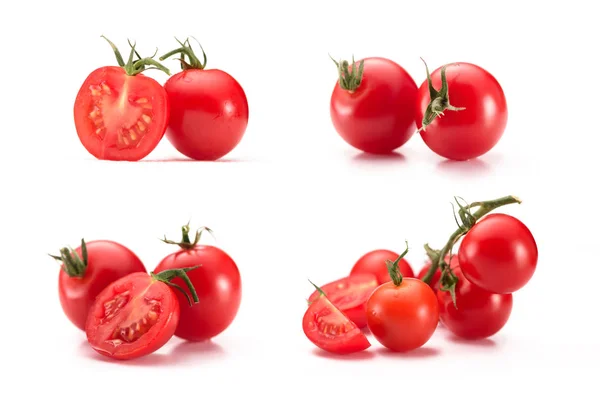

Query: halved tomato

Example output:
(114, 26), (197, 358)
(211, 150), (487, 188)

(307, 274), (378, 328)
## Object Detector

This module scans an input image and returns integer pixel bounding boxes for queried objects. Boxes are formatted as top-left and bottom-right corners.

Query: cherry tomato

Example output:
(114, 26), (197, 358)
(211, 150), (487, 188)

(438, 266), (513, 340)
(330, 57), (418, 153)
(153, 225), (242, 341)
(85, 268), (196, 360)
(415, 61), (507, 161)
(51, 239), (146, 331)
(458, 213), (537, 294)
(303, 284), (371, 355)
(351, 249), (414, 285)
(159, 39), (248, 160)
(73, 37), (170, 161)
(417, 255), (458, 291)
(307, 274), (378, 329)
(366, 277), (439, 352)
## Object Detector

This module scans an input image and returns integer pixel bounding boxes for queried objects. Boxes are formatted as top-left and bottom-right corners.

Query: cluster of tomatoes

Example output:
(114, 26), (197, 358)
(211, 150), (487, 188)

(329, 56), (508, 160)
(51, 224), (241, 360)
(74, 36), (248, 161)
(303, 195), (538, 354)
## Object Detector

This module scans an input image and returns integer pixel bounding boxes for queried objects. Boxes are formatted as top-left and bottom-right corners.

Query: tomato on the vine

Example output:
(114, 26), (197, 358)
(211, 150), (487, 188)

(330, 56), (418, 154)
(417, 255), (458, 291)
(303, 283), (371, 355)
(73, 36), (170, 161)
(85, 267), (199, 360)
(415, 61), (507, 161)
(153, 224), (242, 342)
(51, 239), (146, 331)
(307, 274), (378, 329)
(458, 213), (537, 294)
(350, 249), (414, 285)
(158, 39), (248, 161)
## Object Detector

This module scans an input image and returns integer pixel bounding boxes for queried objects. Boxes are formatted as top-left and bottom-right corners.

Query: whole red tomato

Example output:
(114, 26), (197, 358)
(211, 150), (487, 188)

(51, 239), (146, 331)
(415, 61), (507, 161)
(350, 249), (414, 285)
(73, 36), (170, 161)
(458, 213), (537, 294)
(438, 266), (513, 340)
(330, 56), (418, 154)
(159, 39), (248, 161)
(153, 224), (242, 342)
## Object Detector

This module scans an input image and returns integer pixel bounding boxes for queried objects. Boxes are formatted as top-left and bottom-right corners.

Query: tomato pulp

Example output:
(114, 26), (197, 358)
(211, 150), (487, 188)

(330, 57), (418, 154)
(350, 249), (414, 285)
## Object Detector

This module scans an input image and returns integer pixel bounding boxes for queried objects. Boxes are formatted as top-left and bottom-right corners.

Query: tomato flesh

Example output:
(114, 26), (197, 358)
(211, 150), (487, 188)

(350, 249), (414, 285)
(85, 272), (179, 360)
(74, 66), (169, 161)
(303, 294), (371, 354)
(308, 274), (378, 328)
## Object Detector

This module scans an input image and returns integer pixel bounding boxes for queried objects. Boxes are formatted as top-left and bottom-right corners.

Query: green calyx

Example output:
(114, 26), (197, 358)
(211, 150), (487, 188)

(160, 222), (214, 250)
(101, 35), (170, 76)
(49, 239), (88, 278)
(330, 55), (364, 92)
(151, 266), (200, 306)
(386, 241), (410, 287)
(159, 37), (207, 71)
(418, 58), (465, 132)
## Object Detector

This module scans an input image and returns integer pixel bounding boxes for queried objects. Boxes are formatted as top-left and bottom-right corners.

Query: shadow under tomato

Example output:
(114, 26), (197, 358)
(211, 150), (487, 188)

(435, 157), (492, 177)
(138, 157), (249, 163)
(311, 348), (376, 361)
(446, 335), (498, 348)
(351, 151), (407, 164)
(376, 346), (441, 358)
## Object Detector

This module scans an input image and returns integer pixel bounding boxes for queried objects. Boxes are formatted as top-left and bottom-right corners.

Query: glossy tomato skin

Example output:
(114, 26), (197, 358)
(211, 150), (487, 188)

(153, 245), (242, 341)
(366, 278), (439, 352)
(85, 272), (180, 360)
(303, 294), (371, 355)
(74, 66), (169, 161)
(416, 62), (507, 161)
(163, 69), (248, 160)
(58, 240), (146, 331)
(350, 249), (414, 285)
(307, 274), (378, 328)
(330, 57), (418, 153)
(458, 214), (537, 294)
(438, 267), (513, 340)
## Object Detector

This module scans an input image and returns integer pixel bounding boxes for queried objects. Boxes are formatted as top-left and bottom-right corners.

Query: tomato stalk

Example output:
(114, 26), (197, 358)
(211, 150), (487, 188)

(422, 195), (522, 304)
(160, 222), (214, 250)
(159, 37), (207, 71)
(101, 35), (170, 76)
(151, 266), (201, 306)
(49, 239), (88, 277)
(385, 241), (409, 286)
(329, 55), (364, 92)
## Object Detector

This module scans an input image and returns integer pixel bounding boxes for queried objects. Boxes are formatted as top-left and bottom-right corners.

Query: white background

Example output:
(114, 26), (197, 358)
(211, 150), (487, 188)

(1, 0), (598, 398)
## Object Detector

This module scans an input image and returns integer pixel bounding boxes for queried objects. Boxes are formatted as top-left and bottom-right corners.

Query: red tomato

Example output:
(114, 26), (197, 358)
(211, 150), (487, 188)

(303, 285), (371, 354)
(159, 40), (248, 160)
(417, 255), (458, 290)
(307, 274), (378, 329)
(51, 239), (146, 331)
(330, 57), (418, 153)
(153, 225), (242, 341)
(438, 267), (513, 340)
(350, 249), (414, 285)
(85, 271), (183, 360)
(415, 61), (508, 161)
(458, 213), (537, 294)
(366, 277), (439, 352)
(74, 37), (170, 161)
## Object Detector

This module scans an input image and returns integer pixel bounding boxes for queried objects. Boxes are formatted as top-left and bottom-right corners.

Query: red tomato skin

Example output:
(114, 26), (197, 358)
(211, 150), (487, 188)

(350, 249), (414, 285)
(330, 57), (418, 153)
(58, 240), (146, 331)
(458, 214), (537, 294)
(163, 69), (249, 160)
(415, 62), (507, 161)
(85, 272), (180, 360)
(438, 267), (513, 340)
(366, 278), (439, 352)
(153, 245), (242, 341)
(73, 66), (169, 161)
(303, 295), (371, 355)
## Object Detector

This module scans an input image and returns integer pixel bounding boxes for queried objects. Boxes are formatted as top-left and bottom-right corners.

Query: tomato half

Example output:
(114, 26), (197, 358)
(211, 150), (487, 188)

(415, 62), (507, 161)
(53, 239), (146, 331)
(366, 278), (439, 352)
(350, 249), (414, 285)
(458, 213), (538, 294)
(307, 274), (378, 329)
(85, 272), (180, 360)
(303, 289), (371, 355)
(330, 57), (418, 153)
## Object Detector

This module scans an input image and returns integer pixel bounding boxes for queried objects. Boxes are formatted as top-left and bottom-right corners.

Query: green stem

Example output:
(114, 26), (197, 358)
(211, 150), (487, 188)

(160, 223), (214, 250)
(159, 37), (207, 70)
(100, 35), (170, 76)
(329, 54), (364, 92)
(386, 241), (409, 286)
(152, 266), (201, 306)
(49, 239), (88, 277)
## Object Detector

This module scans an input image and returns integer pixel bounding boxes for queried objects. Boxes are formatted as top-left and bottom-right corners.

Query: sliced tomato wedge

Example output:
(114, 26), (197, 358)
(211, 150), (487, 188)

(307, 274), (378, 328)
(303, 289), (371, 355)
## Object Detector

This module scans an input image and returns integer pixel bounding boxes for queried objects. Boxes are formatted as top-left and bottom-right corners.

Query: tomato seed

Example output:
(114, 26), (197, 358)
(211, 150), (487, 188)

(141, 115), (152, 124)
